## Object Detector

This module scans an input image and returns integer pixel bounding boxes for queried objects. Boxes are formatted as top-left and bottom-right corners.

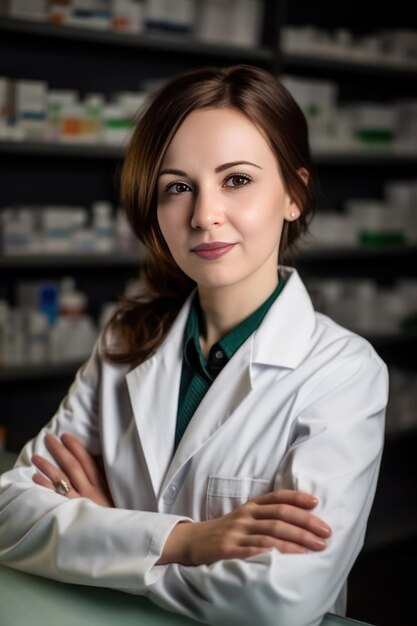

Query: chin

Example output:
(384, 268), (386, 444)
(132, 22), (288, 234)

(194, 272), (245, 291)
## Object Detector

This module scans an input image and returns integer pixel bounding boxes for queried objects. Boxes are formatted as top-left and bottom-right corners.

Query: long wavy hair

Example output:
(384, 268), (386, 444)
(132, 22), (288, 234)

(103, 64), (317, 366)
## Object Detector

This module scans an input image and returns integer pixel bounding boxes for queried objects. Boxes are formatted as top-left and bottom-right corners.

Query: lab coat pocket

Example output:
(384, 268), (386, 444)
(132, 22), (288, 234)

(206, 475), (272, 520)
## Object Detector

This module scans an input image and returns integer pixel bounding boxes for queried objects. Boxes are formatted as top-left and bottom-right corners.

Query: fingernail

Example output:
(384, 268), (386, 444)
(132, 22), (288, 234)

(313, 538), (327, 549)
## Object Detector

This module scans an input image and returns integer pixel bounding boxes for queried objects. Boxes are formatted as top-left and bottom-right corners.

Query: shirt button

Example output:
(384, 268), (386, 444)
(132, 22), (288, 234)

(214, 349), (225, 360)
(164, 484), (178, 504)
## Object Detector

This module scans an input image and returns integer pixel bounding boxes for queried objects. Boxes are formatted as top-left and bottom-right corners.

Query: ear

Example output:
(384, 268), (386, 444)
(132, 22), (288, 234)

(285, 167), (309, 222)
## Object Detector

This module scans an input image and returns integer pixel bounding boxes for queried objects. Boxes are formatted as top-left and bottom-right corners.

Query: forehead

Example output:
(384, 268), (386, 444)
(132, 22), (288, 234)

(161, 107), (276, 166)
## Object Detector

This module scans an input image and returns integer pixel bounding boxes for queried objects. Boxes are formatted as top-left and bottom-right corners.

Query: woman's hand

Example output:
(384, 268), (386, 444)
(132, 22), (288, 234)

(158, 489), (331, 565)
(32, 435), (331, 562)
(31, 433), (113, 507)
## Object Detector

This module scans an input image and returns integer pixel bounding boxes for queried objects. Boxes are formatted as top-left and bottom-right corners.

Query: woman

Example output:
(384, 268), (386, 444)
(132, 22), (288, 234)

(0, 65), (388, 626)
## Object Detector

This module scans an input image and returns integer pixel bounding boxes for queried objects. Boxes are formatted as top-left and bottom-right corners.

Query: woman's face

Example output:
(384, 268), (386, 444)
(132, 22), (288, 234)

(157, 107), (300, 298)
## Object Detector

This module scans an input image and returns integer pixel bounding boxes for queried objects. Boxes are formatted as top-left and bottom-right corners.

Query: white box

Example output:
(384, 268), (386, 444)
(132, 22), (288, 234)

(5, 0), (48, 20)
(144, 0), (195, 34)
(196, 0), (263, 47)
(14, 79), (48, 140)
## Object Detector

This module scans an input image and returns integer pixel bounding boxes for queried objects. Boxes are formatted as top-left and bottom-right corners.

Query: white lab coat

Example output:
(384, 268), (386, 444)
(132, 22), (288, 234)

(0, 268), (388, 626)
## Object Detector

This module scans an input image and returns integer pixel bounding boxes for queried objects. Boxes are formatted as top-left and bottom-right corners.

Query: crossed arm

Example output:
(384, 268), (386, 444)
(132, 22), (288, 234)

(31, 432), (331, 567)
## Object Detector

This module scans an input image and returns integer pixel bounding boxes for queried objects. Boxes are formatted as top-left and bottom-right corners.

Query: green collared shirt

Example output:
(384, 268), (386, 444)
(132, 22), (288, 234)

(174, 275), (285, 450)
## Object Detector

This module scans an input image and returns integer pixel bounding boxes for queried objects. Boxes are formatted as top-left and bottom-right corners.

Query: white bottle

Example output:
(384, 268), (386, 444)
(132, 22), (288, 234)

(49, 278), (96, 362)
(83, 93), (104, 144)
(26, 309), (49, 365)
(5, 309), (25, 366)
(115, 208), (137, 253)
(92, 201), (115, 253)
(67, 316), (97, 360)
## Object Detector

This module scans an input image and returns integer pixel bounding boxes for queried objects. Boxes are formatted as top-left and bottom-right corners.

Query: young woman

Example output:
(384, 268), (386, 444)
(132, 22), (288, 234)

(0, 65), (388, 626)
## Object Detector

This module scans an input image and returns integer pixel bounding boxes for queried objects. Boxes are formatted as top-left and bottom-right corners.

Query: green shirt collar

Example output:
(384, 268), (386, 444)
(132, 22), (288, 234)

(184, 274), (285, 379)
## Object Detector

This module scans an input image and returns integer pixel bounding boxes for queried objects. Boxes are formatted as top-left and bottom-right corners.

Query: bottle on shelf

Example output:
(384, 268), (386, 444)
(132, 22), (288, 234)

(92, 201), (115, 253)
(0, 301), (24, 368)
(49, 277), (97, 363)
(26, 310), (49, 365)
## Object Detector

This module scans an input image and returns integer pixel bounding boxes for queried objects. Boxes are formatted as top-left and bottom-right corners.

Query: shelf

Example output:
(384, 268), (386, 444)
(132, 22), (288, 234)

(0, 17), (273, 61)
(2, 139), (417, 164)
(313, 150), (417, 166)
(2, 335), (416, 383)
(0, 361), (82, 381)
(3, 18), (417, 74)
(0, 140), (123, 159)
(1, 245), (415, 270)
(283, 51), (417, 77)
(0, 253), (140, 268)
(298, 245), (417, 261)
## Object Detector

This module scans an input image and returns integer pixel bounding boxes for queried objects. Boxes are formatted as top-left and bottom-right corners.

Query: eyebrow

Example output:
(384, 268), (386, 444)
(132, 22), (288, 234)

(158, 160), (262, 177)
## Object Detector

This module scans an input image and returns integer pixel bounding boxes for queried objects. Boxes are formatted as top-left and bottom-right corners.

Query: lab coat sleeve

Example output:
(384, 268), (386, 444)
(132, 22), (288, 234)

(142, 351), (388, 626)
(0, 338), (190, 591)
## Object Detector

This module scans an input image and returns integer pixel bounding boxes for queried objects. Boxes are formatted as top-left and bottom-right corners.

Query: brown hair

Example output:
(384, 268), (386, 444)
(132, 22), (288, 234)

(103, 64), (317, 366)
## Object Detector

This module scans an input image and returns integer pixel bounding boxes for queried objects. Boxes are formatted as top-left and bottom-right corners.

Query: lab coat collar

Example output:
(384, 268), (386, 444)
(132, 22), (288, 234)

(250, 266), (316, 370)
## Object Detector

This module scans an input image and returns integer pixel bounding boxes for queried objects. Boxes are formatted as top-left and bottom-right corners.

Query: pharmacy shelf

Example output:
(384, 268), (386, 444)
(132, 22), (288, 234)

(313, 151), (417, 166)
(0, 17), (273, 61)
(0, 253), (140, 268)
(283, 51), (417, 76)
(0, 140), (122, 159)
(2, 246), (416, 269)
(1, 335), (415, 384)
(299, 244), (417, 261)
(3, 18), (417, 76)
(0, 361), (82, 382)
(2, 140), (417, 165)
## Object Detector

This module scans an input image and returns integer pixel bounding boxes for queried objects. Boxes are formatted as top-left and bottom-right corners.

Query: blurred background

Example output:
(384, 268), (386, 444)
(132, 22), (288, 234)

(0, 1), (416, 624)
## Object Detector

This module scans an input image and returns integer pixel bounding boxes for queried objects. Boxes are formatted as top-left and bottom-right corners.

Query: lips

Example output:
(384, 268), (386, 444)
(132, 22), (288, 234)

(192, 241), (236, 260)
(192, 242), (233, 251)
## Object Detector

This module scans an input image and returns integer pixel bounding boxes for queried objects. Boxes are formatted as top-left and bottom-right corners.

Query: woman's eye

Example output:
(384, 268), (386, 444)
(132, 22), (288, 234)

(224, 174), (251, 188)
(166, 182), (191, 195)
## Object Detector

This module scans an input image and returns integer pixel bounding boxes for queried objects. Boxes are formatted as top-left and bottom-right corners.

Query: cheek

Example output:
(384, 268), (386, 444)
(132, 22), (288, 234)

(238, 194), (286, 236)
(157, 208), (187, 261)
(157, 198), (191, 229)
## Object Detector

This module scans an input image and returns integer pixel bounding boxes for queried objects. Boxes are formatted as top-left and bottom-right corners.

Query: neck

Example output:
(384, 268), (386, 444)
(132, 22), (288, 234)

(197, 271), (279, 355)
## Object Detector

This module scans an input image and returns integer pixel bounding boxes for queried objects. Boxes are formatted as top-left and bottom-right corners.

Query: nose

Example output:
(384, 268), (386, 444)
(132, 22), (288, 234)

(190, 189), (225, 230)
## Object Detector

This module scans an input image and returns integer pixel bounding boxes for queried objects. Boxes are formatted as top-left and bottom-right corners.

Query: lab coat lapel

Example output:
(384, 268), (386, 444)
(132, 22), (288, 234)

(162, 339), (253, 492)
(125, 296), (192, 499)
(251, 267), (316, 370)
